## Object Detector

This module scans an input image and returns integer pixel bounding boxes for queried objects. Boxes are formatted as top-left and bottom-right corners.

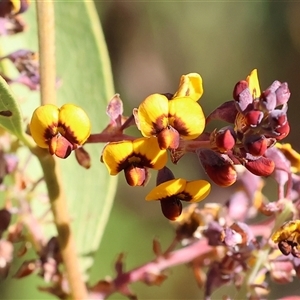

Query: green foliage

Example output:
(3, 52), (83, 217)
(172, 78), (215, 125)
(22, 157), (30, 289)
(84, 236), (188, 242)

(0, 76), (31, 145)
(0, 0), (117, 278)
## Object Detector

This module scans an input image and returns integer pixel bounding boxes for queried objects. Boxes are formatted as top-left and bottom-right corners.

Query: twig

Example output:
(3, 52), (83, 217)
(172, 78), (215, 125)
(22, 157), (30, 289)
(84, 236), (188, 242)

(35, 2), (88, 299)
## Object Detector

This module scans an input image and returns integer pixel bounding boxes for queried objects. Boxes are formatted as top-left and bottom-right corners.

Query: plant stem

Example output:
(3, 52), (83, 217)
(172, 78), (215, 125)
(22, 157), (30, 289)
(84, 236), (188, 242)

(35, 2), (88, 299)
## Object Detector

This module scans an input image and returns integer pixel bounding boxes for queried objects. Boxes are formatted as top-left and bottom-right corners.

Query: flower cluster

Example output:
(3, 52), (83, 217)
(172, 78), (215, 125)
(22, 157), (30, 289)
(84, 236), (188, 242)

(26, 67), (300, 299)
(191, 69), (291, 186)
(100, 73), (211, 219)
(29, 70), (293, 222)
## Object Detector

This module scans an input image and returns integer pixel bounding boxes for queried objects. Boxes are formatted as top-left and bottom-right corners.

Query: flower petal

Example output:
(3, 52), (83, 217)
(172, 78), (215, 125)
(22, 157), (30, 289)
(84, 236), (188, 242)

(133, 137), (168, 169)
(246, 69), (261, 99)
(168, 97), (205, 139)
(183, 180), (211, 202)
(145, 178), (186, 201)
(136, 94), (169, 136)
(59, 104), (91, 145)
(29, 104), (59, 148)
(174, 73), (203, 101)
(101, 140), (134, 175)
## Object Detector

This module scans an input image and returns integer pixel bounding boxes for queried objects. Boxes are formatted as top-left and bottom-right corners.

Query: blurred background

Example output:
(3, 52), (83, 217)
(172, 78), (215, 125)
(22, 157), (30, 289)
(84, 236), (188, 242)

(2, 1), (300, 299)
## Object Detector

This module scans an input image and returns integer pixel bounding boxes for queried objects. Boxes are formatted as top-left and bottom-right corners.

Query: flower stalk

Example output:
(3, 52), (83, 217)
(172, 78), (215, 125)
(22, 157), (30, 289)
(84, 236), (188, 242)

(35, 2), (88, 299)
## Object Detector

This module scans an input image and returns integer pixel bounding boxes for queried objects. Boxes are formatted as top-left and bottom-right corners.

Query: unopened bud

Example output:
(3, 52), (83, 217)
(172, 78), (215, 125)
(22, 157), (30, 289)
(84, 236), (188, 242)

(244, 156), (275, 176)
(244, 110), (264, 127)
(197, 149), (237, 187)
(215, 127), (236, 152)
(244, 135), (268, 157)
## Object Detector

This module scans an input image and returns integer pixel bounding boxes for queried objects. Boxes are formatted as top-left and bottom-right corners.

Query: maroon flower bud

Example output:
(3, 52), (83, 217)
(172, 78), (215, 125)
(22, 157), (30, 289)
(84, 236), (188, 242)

(244, 156), (275, 176)
(244, 110), (264, 127)
(157, 127), (180, 150)
(160, 198), (182, 221)
(269, 110), (288, 128)
(124, 166), (147, 186)
(215, 127), (236, 152)
(197, 149), (237, 187)
(244, 135), (268, 157)
(233, 80), (248, 101)
(274, 121), (290, 141)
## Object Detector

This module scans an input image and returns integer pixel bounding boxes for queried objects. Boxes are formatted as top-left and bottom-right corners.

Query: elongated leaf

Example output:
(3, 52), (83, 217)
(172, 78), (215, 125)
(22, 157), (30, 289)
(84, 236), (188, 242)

(0, 76), (29, 143)
(0, 0), (117, 277)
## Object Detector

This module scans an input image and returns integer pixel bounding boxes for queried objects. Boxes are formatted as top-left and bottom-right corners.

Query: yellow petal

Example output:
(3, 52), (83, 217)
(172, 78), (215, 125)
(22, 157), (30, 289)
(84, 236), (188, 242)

(173, 73), (203, 101)
(133, 137), (168, 169)
(184, 180), (211, 202)
(29, 104), (59, 148)
(246, 69), (261, 99)
(271, 220), (300, 243)
(145, 178), (186, 201)
(101, 140), (134, 175)
(137, 94), (169, 137)
(168, 97), (205, 139)
(59, 104), (91, 145)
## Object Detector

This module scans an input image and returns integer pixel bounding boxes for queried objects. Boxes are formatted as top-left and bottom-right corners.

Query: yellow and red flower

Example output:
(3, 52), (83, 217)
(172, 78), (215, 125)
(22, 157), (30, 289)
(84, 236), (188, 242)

(101, 136), (167, 186)
(30, 103), (91, 159)
(146, 178), (211, 220)
(134, 73), (205, 150)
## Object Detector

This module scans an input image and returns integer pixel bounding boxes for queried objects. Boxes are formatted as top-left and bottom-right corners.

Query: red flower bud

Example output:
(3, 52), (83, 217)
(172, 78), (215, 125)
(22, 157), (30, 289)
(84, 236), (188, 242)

(215, 127), (236, 152)
(244, 156), (275, 176)
(244, 110), (264, 127)
(197, 149), (237, 187)
(244, 135), (268, 157)
(274, 121), (290, 141)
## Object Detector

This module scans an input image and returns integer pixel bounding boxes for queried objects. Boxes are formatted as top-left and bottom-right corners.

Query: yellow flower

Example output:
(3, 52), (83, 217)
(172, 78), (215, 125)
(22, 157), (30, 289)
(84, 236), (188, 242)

(30, 103), (91, 158)
(101, 136), (167, 186)
(246, 69), (261, 99)
(275, 143), (300, 173)
(134, 73), (205, 150)
(173, 73), (203, 101)
(272, 220), (300, 258)
(146, 178), (211, 203)
(146, 178), (211, 220)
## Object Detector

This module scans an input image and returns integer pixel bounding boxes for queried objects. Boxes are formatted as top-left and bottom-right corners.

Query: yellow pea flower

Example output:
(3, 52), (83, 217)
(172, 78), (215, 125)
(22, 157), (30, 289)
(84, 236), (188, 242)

(30, 103), (91, 158)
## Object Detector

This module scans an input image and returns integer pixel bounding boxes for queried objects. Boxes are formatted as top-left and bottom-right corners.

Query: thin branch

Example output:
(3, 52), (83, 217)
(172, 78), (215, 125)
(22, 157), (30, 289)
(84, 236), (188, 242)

(35, 2), (88, 299)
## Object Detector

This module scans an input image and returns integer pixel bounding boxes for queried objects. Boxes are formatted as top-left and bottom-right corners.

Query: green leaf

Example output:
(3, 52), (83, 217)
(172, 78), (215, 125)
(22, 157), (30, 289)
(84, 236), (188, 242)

(0, 0), (117, 277)
(54, 0), (117, 274)
(0, 76), (31, 146)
